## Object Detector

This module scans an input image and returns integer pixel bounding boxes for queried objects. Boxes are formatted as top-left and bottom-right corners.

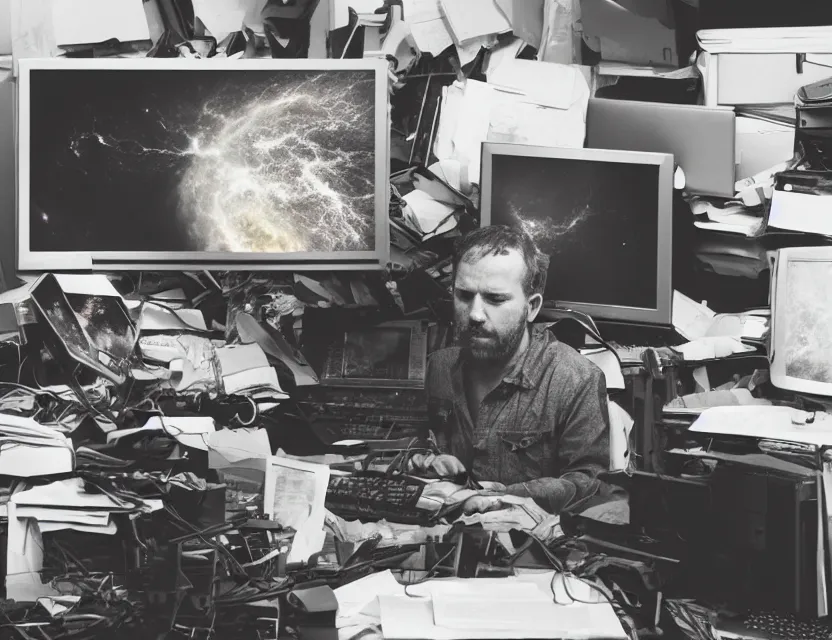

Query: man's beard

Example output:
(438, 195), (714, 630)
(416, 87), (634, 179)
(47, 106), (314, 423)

(456, 318), (527, 363)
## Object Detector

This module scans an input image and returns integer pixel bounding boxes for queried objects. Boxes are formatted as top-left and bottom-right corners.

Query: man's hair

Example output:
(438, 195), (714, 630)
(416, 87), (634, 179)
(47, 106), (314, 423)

(452, 225), (550, 296)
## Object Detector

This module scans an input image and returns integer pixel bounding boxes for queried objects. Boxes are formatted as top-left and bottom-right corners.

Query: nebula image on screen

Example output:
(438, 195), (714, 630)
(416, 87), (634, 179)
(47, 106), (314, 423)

(488, 154), (660, 310)
(782, 260), (832, 384)
(28, 68), (378, 254)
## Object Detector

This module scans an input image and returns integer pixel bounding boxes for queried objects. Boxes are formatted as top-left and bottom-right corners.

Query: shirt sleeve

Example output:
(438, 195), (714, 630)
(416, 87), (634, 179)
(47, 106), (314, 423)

(506, 368), (610, 514)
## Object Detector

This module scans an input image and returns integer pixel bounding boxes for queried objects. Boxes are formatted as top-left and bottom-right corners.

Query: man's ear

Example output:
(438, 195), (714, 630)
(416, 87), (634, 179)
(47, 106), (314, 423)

(526, 293), (543, 322)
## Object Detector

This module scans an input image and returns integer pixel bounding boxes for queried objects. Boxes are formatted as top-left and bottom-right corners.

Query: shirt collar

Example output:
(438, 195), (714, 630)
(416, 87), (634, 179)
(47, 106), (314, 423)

(450, 324), (552, 391)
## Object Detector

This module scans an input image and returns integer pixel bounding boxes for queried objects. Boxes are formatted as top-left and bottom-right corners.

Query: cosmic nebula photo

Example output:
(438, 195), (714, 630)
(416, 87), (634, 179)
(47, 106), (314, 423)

(28, 68), (378, 254)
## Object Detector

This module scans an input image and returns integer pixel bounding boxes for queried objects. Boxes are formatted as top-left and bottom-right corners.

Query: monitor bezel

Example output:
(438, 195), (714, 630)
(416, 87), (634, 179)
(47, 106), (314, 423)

(479, 142), (674, 326)
(770, 246), (832, 396)
(17, 57), (390, 272)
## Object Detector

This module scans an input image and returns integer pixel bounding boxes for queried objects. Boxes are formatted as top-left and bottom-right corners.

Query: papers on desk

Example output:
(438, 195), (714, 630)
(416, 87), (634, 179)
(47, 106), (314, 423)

(108, 416), (216, 452)
(379, 573), (627, 639)
(689, 406), (832, 447)
(768, 190), (832, 237)
(401, 0), (454, 56)
(581, 348), (624, 390)
(697, 26), (832, 54)
(439, 0), (510, 46)
(264, 456), (330, 563)
(689, 198), (764, 238)
(51, 0), (150, 46)
(672, 291), (769, 343)
(434, 67), (589, 184)
(0, 413), (74, 477)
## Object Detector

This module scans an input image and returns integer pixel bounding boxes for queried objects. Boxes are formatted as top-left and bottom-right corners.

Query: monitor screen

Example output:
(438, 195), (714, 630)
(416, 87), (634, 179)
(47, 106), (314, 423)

(770, 246), (832, 397)
(480, 143), (673, 325)
(18, 58), (390, 271)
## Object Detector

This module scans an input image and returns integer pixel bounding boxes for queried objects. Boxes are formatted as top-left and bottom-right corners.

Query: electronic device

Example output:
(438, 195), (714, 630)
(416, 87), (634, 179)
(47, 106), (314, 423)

(321, 320), (429, 389)
(28, 273), (128, 385)
(17, 57), (390, 272)
(586, 98), (737, 197)
(325, 473), (433, 523)
(770, 246), (832, 396)
(480, 143), (674, 325)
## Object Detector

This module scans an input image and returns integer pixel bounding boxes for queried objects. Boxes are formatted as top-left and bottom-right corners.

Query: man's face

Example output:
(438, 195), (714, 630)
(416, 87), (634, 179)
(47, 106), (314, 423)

(453, 248), (540, 362)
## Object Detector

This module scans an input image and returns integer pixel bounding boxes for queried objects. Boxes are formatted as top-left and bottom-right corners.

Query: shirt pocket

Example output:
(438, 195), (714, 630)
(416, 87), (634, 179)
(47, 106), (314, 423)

(497, 429), (553, 483)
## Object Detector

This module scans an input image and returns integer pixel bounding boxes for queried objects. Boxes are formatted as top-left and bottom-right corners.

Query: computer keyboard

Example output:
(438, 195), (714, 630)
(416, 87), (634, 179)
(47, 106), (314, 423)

(326, 473), (433, 524)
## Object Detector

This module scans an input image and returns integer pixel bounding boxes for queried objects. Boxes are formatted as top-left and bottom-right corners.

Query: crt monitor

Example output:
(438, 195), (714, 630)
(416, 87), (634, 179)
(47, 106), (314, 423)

(17, 57), (390, 272)
(479, 143), (673, 325)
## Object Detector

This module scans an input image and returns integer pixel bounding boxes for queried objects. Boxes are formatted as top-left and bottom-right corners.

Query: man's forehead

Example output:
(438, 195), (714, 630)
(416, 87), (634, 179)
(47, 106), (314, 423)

(456, 249), (526, 290)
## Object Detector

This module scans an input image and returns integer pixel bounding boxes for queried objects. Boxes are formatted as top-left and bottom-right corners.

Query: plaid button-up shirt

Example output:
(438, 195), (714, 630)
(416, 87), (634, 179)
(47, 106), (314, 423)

(426, 323), (611, 514)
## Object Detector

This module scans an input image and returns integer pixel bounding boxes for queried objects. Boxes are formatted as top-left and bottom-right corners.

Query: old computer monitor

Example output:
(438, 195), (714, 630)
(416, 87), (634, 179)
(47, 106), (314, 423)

(17, 57), (390, 272)
(479, 143), (674, 325)
(770, 246), (832, 397)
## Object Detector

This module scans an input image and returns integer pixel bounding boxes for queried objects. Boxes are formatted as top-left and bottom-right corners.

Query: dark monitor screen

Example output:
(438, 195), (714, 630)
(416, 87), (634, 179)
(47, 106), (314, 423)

(480, 144), (673, 325)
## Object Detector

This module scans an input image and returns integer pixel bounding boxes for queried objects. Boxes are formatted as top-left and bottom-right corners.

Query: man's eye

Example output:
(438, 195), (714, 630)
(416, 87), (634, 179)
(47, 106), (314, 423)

(486, 296), (507, 304)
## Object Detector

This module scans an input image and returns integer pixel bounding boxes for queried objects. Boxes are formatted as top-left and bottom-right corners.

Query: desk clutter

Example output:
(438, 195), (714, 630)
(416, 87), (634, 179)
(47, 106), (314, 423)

(4, 1), (832, 640)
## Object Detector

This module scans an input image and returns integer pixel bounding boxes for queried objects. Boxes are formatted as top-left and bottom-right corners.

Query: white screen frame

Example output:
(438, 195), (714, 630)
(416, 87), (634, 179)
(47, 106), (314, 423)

(770, 246), (832, 396)
(479, 142), (674, 326)
(17, 57), (390, 272)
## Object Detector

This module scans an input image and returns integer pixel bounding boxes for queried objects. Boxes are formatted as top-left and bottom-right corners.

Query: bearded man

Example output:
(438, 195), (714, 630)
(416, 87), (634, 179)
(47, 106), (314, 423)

(413, 225), (624, 517)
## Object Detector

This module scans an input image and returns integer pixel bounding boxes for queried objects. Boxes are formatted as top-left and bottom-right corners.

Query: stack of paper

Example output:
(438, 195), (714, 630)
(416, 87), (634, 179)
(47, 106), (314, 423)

(107, 415), (216, 452)
(216, 342), (289, 407)
(379, 573), (627, 639)
(434, 66), (589, 184)
(0, 413), (74, 477)
(689, 197), (764, 237)
(697, 27), (832, 54)
(10, 477), (141, 535)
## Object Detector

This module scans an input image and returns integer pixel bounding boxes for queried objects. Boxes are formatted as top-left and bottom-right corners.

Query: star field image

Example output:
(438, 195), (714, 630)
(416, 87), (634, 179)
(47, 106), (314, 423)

(489, 154), (660, 309)
(28, 68), (378, 254)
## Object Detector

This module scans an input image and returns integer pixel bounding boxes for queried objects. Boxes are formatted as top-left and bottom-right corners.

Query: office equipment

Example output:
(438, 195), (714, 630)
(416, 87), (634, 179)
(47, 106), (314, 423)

(697, 27), (832, 106)
(321, 321), (429, 389)
(325, 473), (432, 523)
(479, 143), (673, 325)
(18, 57), (390, 272)
(587, 98), (736, 198)
(29, 273), (129, 385)
(769, 247), (832, 397)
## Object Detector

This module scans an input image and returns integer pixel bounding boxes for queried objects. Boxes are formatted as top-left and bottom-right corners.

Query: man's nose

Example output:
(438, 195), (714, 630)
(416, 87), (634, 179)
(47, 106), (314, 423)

(469, 296), (486, 323)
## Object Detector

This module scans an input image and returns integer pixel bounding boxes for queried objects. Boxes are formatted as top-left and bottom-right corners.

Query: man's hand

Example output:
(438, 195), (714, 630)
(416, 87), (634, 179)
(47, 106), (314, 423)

(408, 453), (466, 478)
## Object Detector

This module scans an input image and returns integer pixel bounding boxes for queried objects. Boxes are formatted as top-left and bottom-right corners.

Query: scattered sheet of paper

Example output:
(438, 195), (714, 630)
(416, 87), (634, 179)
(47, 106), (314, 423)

(51, 0), (150, 46)
(207, 427), (270, 469)
(581, 348), (624, 390)
(676, 336), (756, 361)
(401, 0), (453, 55)
(768, 191), (832, 237)
(439, 0), (510, 45)
(334, 570), (405, 625)
(379, 573), (626, 639)
(435, 74), (588, 184)
(6, 499), (60, 602)
(489, 58), (577, 109)
(689, 406), (832, 447)
(402, 189), (457, 236)
(608, 400), (633, 472)
(264, 456), (330, 563)
(108, 415), (216, 452)
(673, 291), (716, 342)
(192, 0), (247, 41)
(483, 36), (526, 77)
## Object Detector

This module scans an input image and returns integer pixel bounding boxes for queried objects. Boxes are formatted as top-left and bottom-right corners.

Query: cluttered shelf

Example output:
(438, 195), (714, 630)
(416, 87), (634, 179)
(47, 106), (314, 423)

(4, 0), (832, 639)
